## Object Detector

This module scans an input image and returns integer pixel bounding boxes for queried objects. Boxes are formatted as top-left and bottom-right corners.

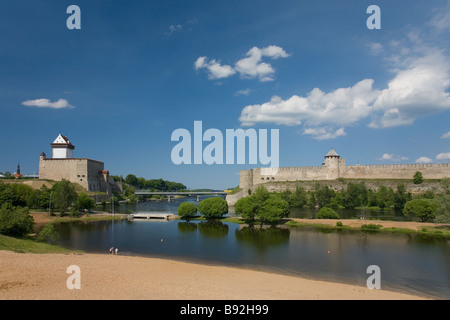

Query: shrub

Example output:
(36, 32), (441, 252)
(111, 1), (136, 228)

(413, 171), (423, 184)
(336, 221), (343, 227)
(403, 198), (438, 222)
(177, 202), (198, 218)
(258, 197), (290, 225)
(0, 203), (34, 237)
(198, 197), (228, 219)
(361, 224), (383, 231)
(317, 207), (340, 219)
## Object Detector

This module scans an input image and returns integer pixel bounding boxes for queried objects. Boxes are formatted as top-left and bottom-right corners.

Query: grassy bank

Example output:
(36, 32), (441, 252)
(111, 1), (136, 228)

(285, 219), (450, 238)
(0, 212), (124, 254)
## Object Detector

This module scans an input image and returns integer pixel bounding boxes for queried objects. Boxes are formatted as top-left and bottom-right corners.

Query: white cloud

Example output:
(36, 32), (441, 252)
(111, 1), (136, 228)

(368, 42), (383, 55)
(441, 131), (450, 139)
(436, 152), (450, 160)
(235, 46), (290, 82)
(165, 24), (183, 35)
(235, 89), (252, 96)
(301, 127), (346, 140)
(195, 45), (289, 82)
(379, 153), (408, 162)
(369, 50), (450, 128)
(238, 49), (450, 137)
(194, 57), (235, 79)
(429, 0), (450, 32)
(239, 78), (377, 127)
(22, 98), (74, 109)
(416, 156), (433, 163)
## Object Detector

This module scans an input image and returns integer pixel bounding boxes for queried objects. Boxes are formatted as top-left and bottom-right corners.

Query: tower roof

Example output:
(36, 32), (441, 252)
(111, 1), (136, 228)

(325, 148), (339, 157)
(51, 134), (75, 149)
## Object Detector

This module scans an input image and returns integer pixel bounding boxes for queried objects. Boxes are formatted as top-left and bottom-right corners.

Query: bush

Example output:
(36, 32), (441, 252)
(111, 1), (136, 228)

(235, 197), (256, 222)
(336, 221), (343, 227)
(258, 197), (290, 225)
(403, 198), (438, 222)
(198, 197), (228, 219)
(317, 207), (340, 219)
(0, 203), (34, 237)
(361, 224), (383, 231)
(177, 202), (198, 218)
(413, 171), (423, 184)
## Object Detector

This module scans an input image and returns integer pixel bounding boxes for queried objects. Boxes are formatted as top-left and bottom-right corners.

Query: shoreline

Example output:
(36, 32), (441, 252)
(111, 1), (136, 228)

(2, 212), (445, 300)
(0, 250), (430, 300)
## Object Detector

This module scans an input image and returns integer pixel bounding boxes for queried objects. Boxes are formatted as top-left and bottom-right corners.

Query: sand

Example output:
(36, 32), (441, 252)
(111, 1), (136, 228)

(0, 250), (428, 300)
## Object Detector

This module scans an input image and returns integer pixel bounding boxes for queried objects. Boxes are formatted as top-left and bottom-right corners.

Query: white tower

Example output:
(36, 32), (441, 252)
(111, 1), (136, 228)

(51, 134), (75, 158)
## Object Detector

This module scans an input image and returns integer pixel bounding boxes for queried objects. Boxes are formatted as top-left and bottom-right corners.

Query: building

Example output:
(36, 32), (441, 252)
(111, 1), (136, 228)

(13, 163), (23, 179)
(39, 134), (116, 195)
(239, 149), (450, 192)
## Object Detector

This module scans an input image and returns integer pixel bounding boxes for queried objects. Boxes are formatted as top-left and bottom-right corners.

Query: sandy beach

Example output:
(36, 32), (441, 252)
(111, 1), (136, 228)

(0, 250), (428, 300)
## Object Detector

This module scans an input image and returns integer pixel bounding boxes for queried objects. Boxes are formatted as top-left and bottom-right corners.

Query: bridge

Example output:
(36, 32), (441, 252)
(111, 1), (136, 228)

(134, 190), (229, 202)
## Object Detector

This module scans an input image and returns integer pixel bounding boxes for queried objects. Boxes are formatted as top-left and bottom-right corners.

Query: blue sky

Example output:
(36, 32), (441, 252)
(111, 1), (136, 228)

(1, 0), (449, 189)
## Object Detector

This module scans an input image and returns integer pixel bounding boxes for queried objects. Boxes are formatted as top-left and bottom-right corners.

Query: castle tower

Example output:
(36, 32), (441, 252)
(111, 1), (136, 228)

(323, 148), (340, 179)
(51, 134), (75, 158)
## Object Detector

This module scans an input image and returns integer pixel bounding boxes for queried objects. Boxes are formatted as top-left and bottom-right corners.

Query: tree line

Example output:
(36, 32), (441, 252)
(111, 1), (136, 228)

(113, 174), (187, 191)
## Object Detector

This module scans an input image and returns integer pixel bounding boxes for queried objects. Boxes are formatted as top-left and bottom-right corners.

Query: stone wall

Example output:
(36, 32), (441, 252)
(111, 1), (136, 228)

(39, 158), (110, 193)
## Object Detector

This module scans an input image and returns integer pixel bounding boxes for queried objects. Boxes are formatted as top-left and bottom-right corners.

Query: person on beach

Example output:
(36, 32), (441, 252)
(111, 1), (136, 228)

(115, 248), (118, 255)
(109, 247), (114, 254)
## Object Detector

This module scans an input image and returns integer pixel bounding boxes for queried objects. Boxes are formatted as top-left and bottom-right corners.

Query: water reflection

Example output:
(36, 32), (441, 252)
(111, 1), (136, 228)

(198, 221), (229, 238)
(235, 226), (290, 250)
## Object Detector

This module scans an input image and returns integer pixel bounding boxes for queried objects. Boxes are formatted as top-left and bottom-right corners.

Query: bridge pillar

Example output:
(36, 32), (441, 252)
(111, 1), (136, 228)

(197, 196), (200, 202)
(168, 195), (171, 202)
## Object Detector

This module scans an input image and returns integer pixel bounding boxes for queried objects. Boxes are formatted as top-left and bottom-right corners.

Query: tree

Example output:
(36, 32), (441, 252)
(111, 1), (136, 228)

(394, 184), (411, 210)
(258, 197), (289, 225)
(51, 179), (77, 216)
(77, 192), (95, 212)
(198, 197), (228, 219)
(413, 171), (424, 184)
(0, 203), (34, 237)
(177, 202), (198, 218)
(434, 178), (450, 223)
(403, 199), (438, 222)
(125, 174), (138, 187)
(235, 197), (257, 223)
(317, 207), (340, 219)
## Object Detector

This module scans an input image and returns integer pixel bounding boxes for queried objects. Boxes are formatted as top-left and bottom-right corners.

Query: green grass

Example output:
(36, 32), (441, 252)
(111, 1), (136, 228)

(0, 233), (78, 254)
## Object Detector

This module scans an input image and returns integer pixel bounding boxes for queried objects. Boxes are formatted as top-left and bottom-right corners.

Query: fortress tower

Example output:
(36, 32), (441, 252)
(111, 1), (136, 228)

(51, 134), (75, 158)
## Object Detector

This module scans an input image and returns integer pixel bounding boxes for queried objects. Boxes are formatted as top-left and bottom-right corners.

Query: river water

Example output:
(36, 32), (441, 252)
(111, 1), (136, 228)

(53, 197), (449, 299)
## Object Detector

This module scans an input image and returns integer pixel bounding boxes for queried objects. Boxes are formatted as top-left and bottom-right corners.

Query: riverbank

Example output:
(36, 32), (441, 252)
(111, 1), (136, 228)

(0, 250), (428, 300)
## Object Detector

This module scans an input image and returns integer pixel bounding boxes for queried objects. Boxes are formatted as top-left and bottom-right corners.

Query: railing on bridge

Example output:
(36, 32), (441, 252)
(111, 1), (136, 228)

(134, 190), (229, 202)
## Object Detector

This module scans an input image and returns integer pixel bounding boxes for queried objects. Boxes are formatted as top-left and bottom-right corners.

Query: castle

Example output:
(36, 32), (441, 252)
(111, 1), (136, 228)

(39, 134), (115, 195)
(239, 149), (450, 191)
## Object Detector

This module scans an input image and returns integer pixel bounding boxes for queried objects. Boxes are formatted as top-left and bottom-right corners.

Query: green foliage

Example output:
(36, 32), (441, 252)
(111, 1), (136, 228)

(393, 184), (412, 210)
(0, 203), (34, 237)
(76, 192), (95, 212)
(51, 179), (77, 216)
(413, 171), (424, 184)
(316, 207), (340, 219)
(235, 197), (257, 222)
(198, 197), (228, 219)
(336, 221), (343, 227)
(124, 174), (186, 191)
(258, 197), (290, 225)
(177, 202), (198, 218)
(361, 224), (383, 231)
(36, 223), (58, 243)
(403, 198), (438, 222)
(341, 182), (368, 209)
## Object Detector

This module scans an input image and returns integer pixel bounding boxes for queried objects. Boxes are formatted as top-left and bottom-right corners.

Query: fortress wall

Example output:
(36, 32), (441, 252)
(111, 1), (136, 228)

(39, 158), (106, 192)
(342, 163), (450, 180)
